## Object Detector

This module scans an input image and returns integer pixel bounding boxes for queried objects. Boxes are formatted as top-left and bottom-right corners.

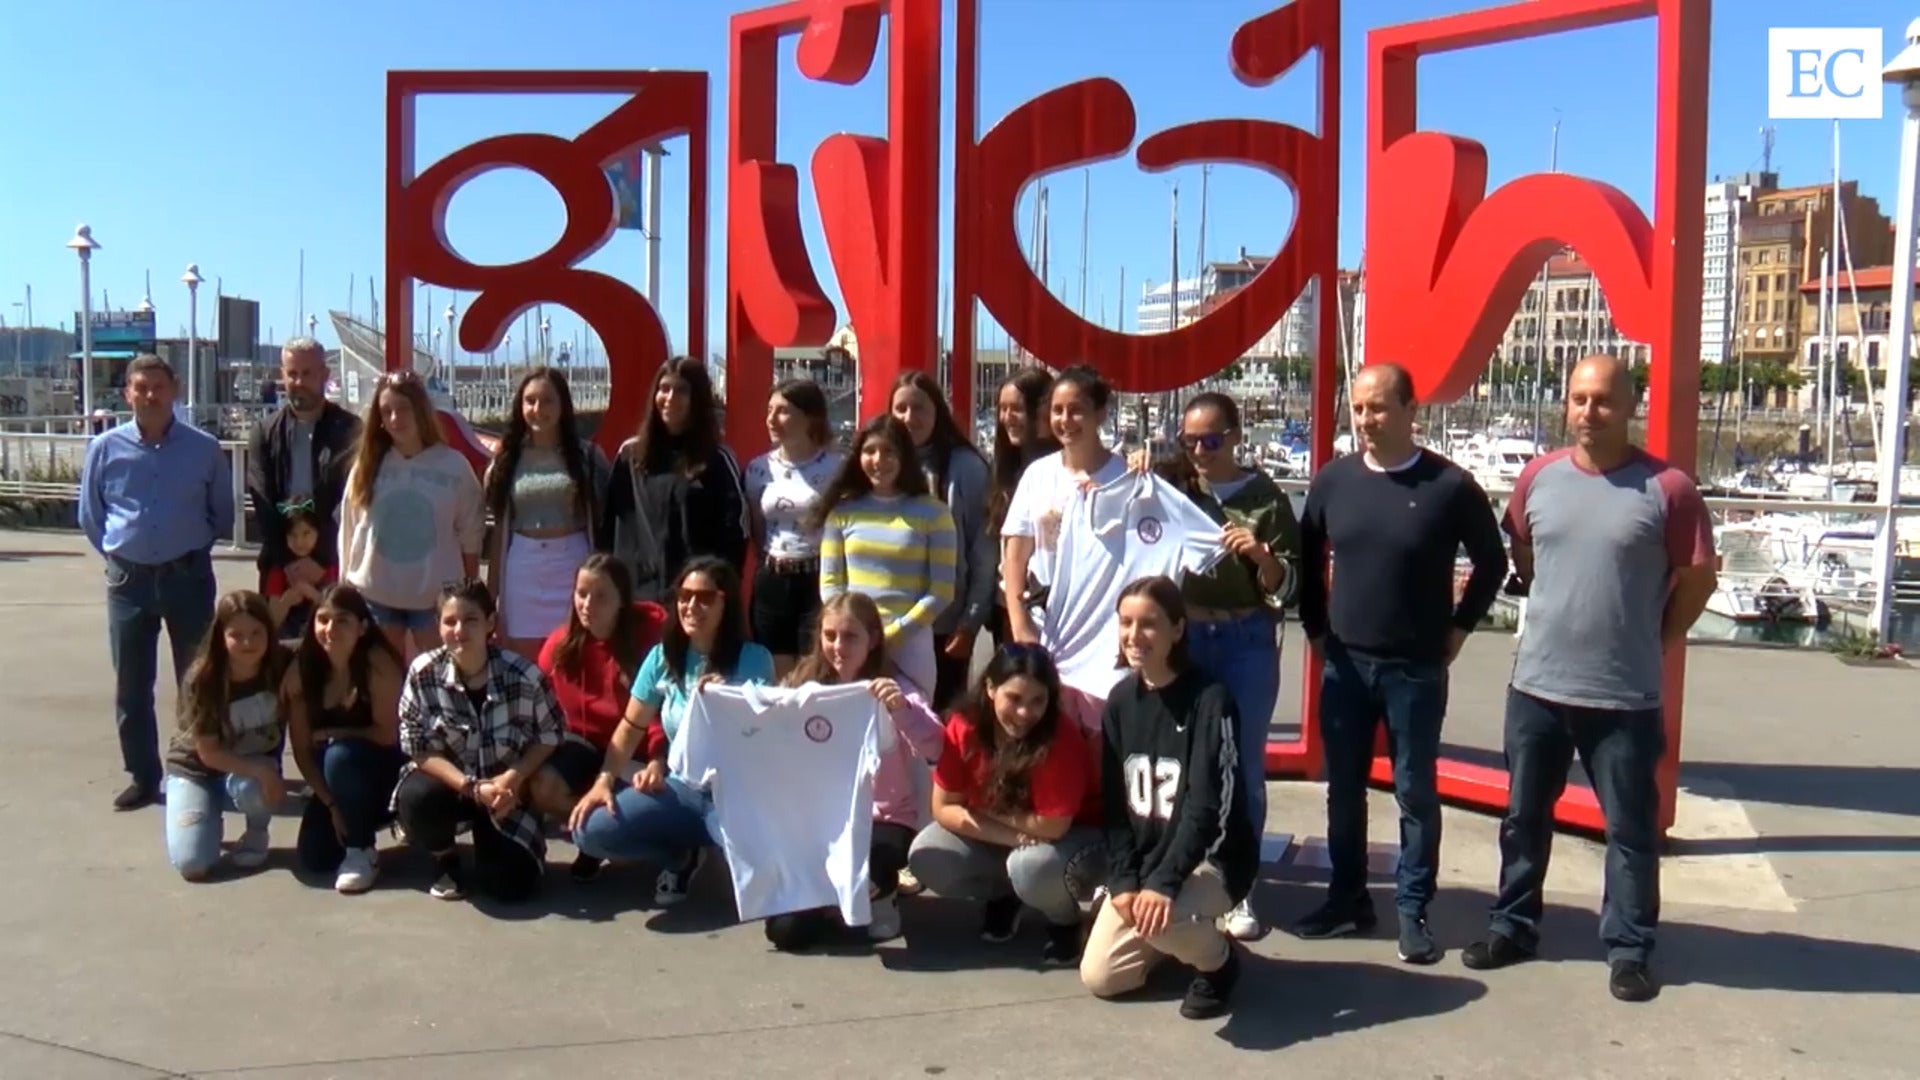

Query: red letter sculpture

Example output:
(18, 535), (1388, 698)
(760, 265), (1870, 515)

(1360, 0), (1709, 832)
(725, 0), (943, 452)
(385, 70), (709, 461)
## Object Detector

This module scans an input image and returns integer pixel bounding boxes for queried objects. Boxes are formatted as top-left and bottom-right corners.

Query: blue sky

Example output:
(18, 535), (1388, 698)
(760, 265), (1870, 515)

(2, 0), (1915, 360)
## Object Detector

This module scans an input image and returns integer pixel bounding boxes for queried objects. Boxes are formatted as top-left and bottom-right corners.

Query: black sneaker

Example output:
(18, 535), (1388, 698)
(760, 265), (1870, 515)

(1040, 921), (1083, 966)
(1608, 959), (1659, 1003)
(428, 854), (469, 901)
(980, 895), (1023, 943)
(1291, 899), (1378, 940)
(569, 853), (606, 883)
(112, 782), (159, 812)
(1179, 945), (1242, 1020)
(1460, 932), (1534, 971)
(1397, 914), (1441, 965)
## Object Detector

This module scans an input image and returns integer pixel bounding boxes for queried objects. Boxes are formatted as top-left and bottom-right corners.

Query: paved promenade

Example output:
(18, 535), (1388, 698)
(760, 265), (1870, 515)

(1, 529), (1916, 1079)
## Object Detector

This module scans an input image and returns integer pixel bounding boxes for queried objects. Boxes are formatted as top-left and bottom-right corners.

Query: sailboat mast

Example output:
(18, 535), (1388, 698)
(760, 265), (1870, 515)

(1827, 118), (1844, 479)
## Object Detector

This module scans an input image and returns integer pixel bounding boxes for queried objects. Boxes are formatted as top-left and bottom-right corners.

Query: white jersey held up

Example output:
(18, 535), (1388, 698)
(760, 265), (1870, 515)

(1043, 471), (1226, 702)
(671, 682), (885, 926)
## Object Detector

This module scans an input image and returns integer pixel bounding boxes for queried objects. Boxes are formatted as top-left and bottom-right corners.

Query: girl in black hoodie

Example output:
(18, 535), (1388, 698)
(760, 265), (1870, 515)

(1082, 575), (1257, 1020)
(602, 357), (751, 604)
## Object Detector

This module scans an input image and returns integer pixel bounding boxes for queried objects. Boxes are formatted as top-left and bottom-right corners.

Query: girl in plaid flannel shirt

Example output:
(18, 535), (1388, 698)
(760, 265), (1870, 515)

(392, 579), (565, 903)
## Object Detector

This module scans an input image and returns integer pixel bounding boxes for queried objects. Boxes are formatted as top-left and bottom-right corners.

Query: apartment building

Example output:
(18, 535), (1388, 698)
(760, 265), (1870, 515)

(1734, 180), (1893, 364)
(1702, 171), (1778, 365)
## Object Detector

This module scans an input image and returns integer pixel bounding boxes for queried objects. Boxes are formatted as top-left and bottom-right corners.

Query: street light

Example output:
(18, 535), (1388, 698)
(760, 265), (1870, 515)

(65, 224), (100, 417)
(1872, 19), (1920, 645)
(181, 264), (203, 414)
(539, 315), (551, 364)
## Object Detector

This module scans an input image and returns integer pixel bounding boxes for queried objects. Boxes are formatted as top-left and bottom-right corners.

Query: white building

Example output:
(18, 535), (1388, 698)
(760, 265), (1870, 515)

(1135, 277), (1203, 333)
(1701, 171), (1777, 365)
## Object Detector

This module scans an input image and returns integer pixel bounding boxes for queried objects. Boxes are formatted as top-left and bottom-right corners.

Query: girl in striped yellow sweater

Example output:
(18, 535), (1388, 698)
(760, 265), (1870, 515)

(812, 415), (959, 695)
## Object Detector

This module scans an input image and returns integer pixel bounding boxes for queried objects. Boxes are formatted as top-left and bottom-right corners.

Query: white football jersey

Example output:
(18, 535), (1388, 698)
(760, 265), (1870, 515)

(671, 681), (884, 925)
(1043, 472), (1226, 701)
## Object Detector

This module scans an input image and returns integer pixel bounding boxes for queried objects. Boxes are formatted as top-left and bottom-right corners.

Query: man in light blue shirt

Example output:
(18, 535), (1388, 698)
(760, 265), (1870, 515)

(79, 354), (235, 810)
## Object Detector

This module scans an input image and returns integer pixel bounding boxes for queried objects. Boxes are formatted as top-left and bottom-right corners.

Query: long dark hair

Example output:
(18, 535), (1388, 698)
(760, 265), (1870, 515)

(785, 592), (890, 687)
(626, 356), (722, 476)
(988, 366), (1060, 534)
(890, 369), (983, 500)
(296, 583), (403, 723)
(484, 366), (590, 522)
(772, 378), (831, 448)
(807, 414), (930, 530)
(1114, 575), (1193, 672)
(179, 590), (292, 739)
(956, 643), (1065, 817)
(550, 553), (643, 683)
(661, 556), (747, 688)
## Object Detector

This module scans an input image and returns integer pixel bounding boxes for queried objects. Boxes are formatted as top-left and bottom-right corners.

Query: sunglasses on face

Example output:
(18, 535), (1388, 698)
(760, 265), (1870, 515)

(1179, 432), (1230, 452)
(677, 586), (722, 606)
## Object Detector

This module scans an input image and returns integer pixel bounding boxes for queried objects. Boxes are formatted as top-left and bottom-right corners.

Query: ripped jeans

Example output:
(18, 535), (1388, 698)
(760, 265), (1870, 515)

(164, 757), (278, 877)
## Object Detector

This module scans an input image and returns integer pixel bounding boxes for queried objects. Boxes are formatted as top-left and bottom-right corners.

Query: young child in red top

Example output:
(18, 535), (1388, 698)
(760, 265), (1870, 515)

(264, 504), (339, 638)
(527, 553), (667, 880)
(905, 642), (1106, 967)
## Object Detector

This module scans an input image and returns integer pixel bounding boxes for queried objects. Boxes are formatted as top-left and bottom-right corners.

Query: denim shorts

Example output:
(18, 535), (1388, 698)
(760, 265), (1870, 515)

(364, 599), (437, 633)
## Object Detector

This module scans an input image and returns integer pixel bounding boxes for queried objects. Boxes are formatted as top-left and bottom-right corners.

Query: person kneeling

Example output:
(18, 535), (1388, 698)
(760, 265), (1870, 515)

(1081, 577), (1258, 1020)
(763, 593), (946, 951)
(906, 644), (1105, 966)
(391, 580), (563, 903)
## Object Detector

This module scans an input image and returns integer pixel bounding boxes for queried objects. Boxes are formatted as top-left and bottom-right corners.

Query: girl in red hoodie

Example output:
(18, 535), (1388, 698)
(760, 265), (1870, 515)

(528, 553), (667, 879)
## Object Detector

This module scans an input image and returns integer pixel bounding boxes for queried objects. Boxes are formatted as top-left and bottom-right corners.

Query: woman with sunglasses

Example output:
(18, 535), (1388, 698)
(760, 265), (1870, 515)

(744, 379), (842, 677)
(1127, 391), (1296, 941)
(568, 557), (775, 906)
(602, 357), (751, 605)
(812, 415), (958, 698)
(986, 367), (1061, 649)
(1000, 365), (1128, 648)
(888, 370), (994, 710)
(338, 369), (485, 656)
(483, 367), (612, 658)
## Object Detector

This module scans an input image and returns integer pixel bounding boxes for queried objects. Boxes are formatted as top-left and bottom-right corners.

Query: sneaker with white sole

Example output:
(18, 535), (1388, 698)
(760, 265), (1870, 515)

(655, 848), (704, 906)
(230, 825), (271, 869)
(334, 847), (378, 894)
(429, 855), (469, 901)
(1222, 897), (1266, 941)
(868, 895), (903, 942)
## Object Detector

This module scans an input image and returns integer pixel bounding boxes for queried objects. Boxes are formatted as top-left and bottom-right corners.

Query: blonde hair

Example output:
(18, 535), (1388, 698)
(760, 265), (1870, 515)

(346, 371), (446, 508)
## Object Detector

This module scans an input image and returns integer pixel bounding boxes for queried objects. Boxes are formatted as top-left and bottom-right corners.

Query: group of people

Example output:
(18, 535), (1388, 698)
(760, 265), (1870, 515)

(75, 337), (1714, 1015)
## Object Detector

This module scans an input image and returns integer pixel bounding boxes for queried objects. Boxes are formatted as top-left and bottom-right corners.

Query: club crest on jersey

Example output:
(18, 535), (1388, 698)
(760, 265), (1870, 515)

(774, 496), (796, 512)
(1136, 516), (1164, 544)
(803, 715), (833, 743)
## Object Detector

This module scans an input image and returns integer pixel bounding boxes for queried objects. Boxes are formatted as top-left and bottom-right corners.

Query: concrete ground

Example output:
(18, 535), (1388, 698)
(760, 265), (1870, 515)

(1, 529), (1916, 1080)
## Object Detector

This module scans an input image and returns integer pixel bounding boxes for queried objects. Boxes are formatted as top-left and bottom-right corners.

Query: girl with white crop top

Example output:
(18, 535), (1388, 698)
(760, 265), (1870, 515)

(743, 379), (842, 677)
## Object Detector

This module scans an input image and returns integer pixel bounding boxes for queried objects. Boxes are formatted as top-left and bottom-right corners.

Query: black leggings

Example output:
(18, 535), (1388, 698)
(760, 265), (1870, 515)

(765, 822), (913, 951)
(392, 770), (543, 902)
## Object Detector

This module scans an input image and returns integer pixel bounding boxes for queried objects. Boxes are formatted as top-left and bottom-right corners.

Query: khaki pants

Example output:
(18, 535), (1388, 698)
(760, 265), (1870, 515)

(1080, 864), (1234, 998)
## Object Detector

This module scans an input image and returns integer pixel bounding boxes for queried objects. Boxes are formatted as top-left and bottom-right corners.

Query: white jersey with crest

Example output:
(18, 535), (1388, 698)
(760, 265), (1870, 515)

(671, 681), (885, 925)
(1043, 471), (1226, 702)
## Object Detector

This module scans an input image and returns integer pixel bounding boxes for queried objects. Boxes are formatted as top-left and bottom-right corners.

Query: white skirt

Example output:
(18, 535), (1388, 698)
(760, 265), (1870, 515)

(889, 623), (939, 703)
(501, 531), (592, 640)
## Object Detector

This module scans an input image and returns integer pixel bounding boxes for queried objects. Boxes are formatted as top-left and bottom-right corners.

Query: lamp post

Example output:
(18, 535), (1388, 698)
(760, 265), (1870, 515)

(444, 302), (457, 405)
(66, 224), (100, 418)
(539, 315), (551, 364)
(1873, 19), (1920, 645)
(181, 264), (203, 415)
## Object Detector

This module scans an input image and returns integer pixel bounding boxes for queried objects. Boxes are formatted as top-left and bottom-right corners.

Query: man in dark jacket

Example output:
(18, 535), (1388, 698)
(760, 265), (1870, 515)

(246, 337), (362, 594)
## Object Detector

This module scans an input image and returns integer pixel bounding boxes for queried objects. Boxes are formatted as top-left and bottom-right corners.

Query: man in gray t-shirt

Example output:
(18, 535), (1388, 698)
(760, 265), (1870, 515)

(1459, 355), (1716, 1005)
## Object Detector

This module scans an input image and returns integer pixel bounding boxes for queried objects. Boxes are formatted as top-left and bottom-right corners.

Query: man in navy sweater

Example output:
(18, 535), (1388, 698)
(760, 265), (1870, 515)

(1292, 362), (1507, 964)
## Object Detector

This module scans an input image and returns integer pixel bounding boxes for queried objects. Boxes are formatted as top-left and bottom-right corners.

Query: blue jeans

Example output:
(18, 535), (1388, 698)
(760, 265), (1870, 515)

(1492, 687), (1664, 964)
(297, 738), (406, 872)
(572, 775), (714, 865)
(165, 760), (277, 877)
(1318, 641), (1448, 917)
(107, 552), (217, 790)
(1188, 611), (1281, 838)
(365, 600), (436, 634)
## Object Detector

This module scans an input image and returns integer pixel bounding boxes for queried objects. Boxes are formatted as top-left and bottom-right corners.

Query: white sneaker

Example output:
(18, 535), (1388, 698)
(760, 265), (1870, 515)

(231, 825), (271, 869)
(1223, 897), (1266, 941)
(335, 847), (379, 894)
(868, 895), (903, 942)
